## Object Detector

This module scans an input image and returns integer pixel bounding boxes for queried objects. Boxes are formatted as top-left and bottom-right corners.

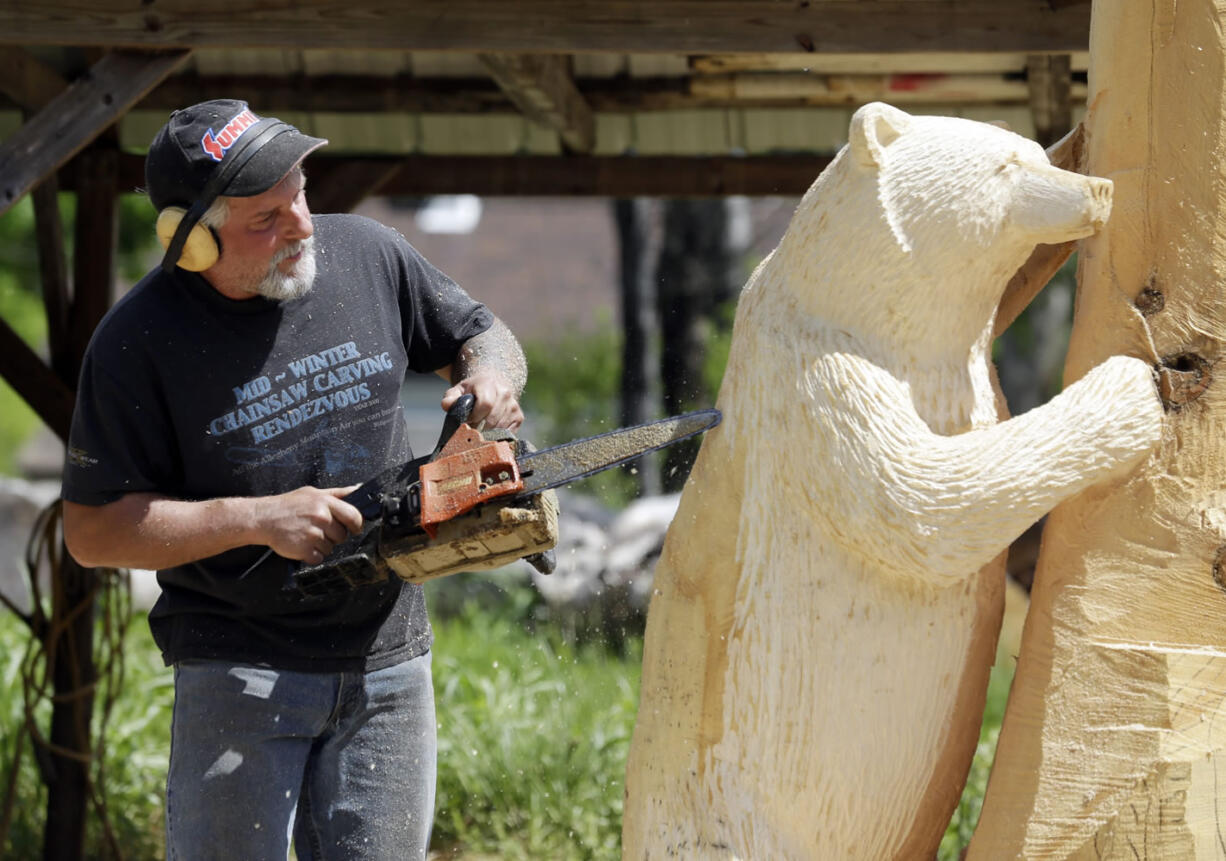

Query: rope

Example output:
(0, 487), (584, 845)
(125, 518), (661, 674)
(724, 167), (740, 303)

(0, 499), (133, 860)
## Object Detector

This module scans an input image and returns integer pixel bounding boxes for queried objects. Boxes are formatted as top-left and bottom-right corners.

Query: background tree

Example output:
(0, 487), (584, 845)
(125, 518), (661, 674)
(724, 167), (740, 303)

(654, 199), (735, 492)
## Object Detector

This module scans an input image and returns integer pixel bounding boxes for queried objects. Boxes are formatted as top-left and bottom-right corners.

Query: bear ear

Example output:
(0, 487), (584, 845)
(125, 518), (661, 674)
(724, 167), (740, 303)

(849, 102), (911, 169)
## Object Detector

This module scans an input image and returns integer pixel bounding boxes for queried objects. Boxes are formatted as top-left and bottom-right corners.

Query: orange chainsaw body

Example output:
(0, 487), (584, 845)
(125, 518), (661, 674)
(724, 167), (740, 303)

(417, 424), (524, 537)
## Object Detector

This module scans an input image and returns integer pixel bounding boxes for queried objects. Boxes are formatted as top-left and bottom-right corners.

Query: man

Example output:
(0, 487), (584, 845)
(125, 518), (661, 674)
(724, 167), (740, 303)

(60, 99), (527, 859)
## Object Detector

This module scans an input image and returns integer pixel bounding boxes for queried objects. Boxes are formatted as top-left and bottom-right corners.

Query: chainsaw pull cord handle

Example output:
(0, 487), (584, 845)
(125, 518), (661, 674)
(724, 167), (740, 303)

(432, 393), (476, 458)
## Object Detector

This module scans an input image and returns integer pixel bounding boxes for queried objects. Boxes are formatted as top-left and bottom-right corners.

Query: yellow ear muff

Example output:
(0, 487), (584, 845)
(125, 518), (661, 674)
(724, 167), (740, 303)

(156, 207), (220, 272)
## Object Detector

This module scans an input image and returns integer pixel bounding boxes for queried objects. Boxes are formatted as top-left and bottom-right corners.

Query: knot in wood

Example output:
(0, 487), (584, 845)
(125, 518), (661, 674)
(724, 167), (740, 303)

(1213, 546), (1226, 594)
(1134, 287), (1165, 316)
(1157, 352), (1211, 410)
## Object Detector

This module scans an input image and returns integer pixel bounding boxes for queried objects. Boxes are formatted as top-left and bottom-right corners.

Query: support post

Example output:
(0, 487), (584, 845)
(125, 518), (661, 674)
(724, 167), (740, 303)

(39, 143), (118, 861)
(41, 555), (98, 861)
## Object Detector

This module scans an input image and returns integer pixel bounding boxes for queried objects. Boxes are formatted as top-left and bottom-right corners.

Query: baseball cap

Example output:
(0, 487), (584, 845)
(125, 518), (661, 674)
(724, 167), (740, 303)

(144, 99), (327, 211)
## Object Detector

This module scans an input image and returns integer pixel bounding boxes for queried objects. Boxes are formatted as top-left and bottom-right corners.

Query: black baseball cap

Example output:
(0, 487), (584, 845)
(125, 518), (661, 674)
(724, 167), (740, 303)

(145, 99), (327, 211)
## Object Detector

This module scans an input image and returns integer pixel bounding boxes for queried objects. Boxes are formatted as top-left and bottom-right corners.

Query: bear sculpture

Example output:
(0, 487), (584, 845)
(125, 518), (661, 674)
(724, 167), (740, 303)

(621, 102), (1165, 860)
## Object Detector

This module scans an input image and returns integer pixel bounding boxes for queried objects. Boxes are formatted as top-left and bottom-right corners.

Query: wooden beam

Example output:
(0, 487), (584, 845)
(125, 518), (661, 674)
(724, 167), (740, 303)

(367, 155), (833, 197)
(98, 70), (1091, 119)
(479, 54), (596, 153)
(690, 72), (1087, 106)
(68, 147), (118, 378)
(0, 47), (68, 111)
(92, 152), (833, 197)
(691, 51), (1092, 74)
(14, 66), (78, 383)
(0, 1), (1091, 53)
(31, 181), (72, 378)
(131, 73), (513, 115)
(0, 49), (189, 218)
(0, 315), (75, 442)
(306, 160), (404, 214)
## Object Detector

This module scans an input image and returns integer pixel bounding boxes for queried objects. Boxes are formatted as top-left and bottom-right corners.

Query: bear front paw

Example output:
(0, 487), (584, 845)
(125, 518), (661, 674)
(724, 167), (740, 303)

(1080, 354), (1164, 448)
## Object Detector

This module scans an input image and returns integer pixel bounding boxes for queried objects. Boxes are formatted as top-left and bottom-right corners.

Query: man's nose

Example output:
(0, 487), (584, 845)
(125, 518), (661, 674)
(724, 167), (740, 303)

(285, 198), (313, 241)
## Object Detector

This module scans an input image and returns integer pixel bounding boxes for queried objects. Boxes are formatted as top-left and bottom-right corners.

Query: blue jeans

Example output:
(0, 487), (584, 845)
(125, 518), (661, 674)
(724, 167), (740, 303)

(166, 652), (436, 861)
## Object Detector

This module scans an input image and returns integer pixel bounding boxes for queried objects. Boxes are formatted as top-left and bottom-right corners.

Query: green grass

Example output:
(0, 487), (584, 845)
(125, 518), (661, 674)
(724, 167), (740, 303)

(430, 599), (639, 859)
(0, 580), (1011, 860)
(0, 586), (172, 860)
(0, 580), (641, 860)
(939, 660), (1013, 859)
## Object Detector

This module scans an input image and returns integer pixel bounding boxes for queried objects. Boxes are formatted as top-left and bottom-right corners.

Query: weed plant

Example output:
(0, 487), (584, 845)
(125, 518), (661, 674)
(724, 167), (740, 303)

(0, 593), (172, 859)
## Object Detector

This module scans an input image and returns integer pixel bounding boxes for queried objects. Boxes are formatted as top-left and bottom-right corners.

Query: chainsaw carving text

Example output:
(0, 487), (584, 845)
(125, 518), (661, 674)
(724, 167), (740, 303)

(622, 102), (1164, 859)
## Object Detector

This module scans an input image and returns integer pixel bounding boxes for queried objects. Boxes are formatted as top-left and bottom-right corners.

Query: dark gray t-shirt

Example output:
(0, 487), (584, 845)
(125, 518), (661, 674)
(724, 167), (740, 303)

(62, 213), (493, 671)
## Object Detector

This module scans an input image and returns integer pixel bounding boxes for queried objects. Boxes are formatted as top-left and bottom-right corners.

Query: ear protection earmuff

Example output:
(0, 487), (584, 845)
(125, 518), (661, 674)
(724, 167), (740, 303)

(157, 119), (294, 274)
(156, 206), (219, 271)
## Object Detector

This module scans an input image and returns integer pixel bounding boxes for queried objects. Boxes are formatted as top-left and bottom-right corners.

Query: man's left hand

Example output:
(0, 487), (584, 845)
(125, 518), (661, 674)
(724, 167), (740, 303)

(442, 370), (524, 431)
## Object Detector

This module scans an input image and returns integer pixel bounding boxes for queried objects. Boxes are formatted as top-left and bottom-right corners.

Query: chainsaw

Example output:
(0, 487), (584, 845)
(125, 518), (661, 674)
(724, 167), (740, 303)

(288, 394), (721, 597)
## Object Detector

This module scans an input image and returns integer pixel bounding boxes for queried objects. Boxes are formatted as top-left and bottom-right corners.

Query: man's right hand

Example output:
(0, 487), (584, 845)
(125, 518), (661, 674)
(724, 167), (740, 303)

(64, 486), (366, 571)
(253, 485), (364, 564)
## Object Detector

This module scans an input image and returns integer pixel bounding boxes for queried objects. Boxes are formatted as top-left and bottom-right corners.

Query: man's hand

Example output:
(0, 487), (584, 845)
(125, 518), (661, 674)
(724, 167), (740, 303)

(438, 316), (528, 431)
(442, 369), (525, 431)
(64, 486), (363, 571)
(251, 485), (364, 564)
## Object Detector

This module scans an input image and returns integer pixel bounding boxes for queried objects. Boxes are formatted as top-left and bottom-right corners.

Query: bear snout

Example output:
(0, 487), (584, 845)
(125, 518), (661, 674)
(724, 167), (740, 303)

(1012, 165), (1114, 243)
(1085, 175), (1113, 229)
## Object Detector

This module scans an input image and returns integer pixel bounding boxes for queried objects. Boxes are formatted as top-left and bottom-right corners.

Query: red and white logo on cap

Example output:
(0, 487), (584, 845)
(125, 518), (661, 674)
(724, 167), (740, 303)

(200, 108), (260, 162)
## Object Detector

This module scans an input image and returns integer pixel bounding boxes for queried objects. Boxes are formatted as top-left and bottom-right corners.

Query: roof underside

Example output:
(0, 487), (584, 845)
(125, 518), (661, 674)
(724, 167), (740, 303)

(1, 47), (1090, 158)
(0, 1), (1093, 196)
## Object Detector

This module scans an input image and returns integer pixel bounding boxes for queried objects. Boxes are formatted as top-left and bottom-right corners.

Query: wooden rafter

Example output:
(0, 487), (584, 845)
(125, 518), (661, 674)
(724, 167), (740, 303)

(366, 154), (832, 196)
(0, 48), (190, 218)
(479, 54), (595, 153)
(306, 160), (406, 214)
(72, 152), (833, 198)
(32, 181), (72, 378)
(69, 147), (118, 377)
(1, 48), (77, 385)
(0, 47), (68, 111)
(691, 51), (1092, 75)
(0, 1), (1091, 54)
(688, 72), (1086, 107)
(0, 316), (75, 442)
(48, 70), (1093, 118)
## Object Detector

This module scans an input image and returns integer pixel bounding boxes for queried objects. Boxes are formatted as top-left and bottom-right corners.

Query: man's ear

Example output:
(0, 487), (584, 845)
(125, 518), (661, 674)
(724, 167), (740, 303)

(849, 102), (911, 170)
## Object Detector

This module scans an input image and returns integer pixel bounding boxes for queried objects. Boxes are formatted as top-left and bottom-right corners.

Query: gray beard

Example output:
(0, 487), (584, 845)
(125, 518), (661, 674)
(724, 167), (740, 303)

(256, 236), (317, 301)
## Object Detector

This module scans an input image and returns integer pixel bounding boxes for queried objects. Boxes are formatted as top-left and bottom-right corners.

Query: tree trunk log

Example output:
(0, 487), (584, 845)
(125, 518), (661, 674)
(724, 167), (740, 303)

(615, 198), (658, 497)
(655, 199), (730, 491)
(970, 1), (1226, 857)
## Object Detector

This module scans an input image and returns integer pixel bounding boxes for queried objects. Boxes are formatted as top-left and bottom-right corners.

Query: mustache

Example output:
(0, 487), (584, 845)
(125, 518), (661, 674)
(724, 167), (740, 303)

(271, 236), (312, 266)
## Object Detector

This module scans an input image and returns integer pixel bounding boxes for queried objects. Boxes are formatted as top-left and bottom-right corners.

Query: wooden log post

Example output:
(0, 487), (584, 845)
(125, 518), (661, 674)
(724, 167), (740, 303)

(970, 1), (1226, 857)
(40, 144), (118, 861)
